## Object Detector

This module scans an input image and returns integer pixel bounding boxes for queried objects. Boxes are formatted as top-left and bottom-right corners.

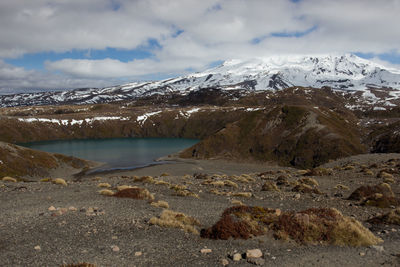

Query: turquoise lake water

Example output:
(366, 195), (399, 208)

(21, 138), (199, 171)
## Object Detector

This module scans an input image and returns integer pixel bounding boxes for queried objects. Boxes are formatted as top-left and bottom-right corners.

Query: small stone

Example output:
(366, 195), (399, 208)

(201, 248), (212, 254)
(134, 251), (142, 257)
(233, 253), (242, 261)
(59, 208), (68, 215)
(271, 256), (276, 260)
(392, 228), (397, 232)
(371, 245), (384, 252)
(359, 252), (365, 256)
(246, 249), (262, 258)
(68, 206), (77, 211)
(220, 259), (229, 266)
(247, 257), (265, 265)
(80, 208), (86, 212)
(34, 245), (41, 251)
(111, 245), (120, 252)
(112, 236), (118, 240)
(48, 206), (56, 211)
(293, 193), (301, 200)
(87, 207), (94, 213)
(81, 249), (88, 254)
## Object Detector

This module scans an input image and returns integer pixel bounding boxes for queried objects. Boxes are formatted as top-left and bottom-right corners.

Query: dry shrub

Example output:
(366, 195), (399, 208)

(261, 181), (280, 192)
(116, 185), (135, 191)
(292, 183), (323, 195)
(347, 183), (394, 201)
(384, 177), (395, 184)
(193, 173), (209, 179)
(183, 174), (192, 179)
(276, 176), (290, 186)
(113, 187), (154, 201)
(362, 169), (374, 176)
(151, 200), (170, 209)
(149, 209), (201, 234)
(160, 173), (170, 177)
(378, 171), (394, 179)
(303, 168), (333, 176)
(97, 183), (111, 188)
(241, 174), (256, 182)
(60, 263), (97, 267)
(299, 177), (319, 187)
(368, 208), (400, 225)
(2, 176), (17, 183)
(224, 180), (239, 188)
(52, 178), (67, 186)
(229, 175), (250, 183)
(342, 165), (355, 171)
(99, 189), (114, 196)
(335, 184), (350, 190)
(201, 206), (382, 246)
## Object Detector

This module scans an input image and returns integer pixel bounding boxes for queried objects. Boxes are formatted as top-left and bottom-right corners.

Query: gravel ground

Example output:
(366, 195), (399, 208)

(1, 154), (400, 266)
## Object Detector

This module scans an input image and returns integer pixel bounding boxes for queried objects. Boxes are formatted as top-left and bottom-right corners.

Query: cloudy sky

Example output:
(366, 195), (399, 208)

(0, 0), (400, 94)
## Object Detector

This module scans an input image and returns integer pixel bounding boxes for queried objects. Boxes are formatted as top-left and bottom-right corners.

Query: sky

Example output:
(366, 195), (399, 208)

(0, 0), (400, 94)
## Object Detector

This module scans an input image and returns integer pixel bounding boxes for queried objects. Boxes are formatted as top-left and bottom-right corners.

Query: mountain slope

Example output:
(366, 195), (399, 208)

(1, 54), (400, 107)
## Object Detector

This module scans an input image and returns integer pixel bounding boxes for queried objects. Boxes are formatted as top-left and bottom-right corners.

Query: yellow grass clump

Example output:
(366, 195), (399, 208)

(296, 170), (310, 175)
(40, 178), (52, 182)
(52, 178), (67, 186)
(155, 180), (170, 186)
(261, 181), (280, 192)
(173, 188), (199, 198)
(151, 200), (170, 209)
(113, 187), (155, 201)
(134, 176), (156, 184)
(170, 184), (187, 190)
(99, 189), (114, 196)
(183, 174), (192, 179)
(97, 183), (111, 188)
(149, 209), (201, 234)
(231, 199), (244, 206)
(160, 173), (170, 177)
(223, 180), (239, 188)
(2, 176), (17, 183)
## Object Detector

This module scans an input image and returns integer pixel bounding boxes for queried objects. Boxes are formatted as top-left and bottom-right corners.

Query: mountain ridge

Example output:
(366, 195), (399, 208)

(1, 54), (400, 107)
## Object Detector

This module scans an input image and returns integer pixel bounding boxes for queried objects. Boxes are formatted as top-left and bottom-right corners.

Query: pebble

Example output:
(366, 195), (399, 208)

(247, 257), (265, 265)
(201, 248), (212, 254)
(68, 206), (77, 211)
(48, 206), (56, 211)
(220, 259), (229, 266)
(392, 228), (397, 232)
(371, 245), (384, 252)
(293, 193), (301, 200)
(359, 252), (366, 256)
(134, 251), (142, 257)
(111, 245), (120, 252)
(34, 245), (41, 251)
(233, 253), (242, 261)
(246, 249), (262, 258)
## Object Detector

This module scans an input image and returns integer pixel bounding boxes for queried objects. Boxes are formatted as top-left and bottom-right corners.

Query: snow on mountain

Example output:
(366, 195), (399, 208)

(1, 54), (400, 107)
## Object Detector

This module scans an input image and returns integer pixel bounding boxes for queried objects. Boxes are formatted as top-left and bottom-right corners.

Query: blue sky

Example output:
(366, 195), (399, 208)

(0, 0), (399, 92)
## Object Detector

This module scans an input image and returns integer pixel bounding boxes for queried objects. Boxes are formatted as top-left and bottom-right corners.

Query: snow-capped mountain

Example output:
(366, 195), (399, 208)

(1, 54), (400, 107)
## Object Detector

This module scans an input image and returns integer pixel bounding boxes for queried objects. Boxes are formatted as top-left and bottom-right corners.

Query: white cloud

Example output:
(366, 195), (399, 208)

(1, 0), (400, 90)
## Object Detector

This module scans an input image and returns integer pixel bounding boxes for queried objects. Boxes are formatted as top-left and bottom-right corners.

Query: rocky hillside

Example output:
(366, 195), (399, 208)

(0, 142), (93, 178)
(180, 105), (365, 169)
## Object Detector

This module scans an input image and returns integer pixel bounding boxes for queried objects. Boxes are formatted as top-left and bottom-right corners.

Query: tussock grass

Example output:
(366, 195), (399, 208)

(155, 180), (170, 186)
(149, 209), (201, 234)
(261, 181), (280, 192)
(378, 171), (394, 179)
(202, 180), (239, 188)
(296, 170), (309, 175)
(292, 183), (323, 195)
(299, 177), (319, 186)
(170, 184), (187, 190)
(116, 185), (135, 191)
(97, 183), (111, 188)
(160, 173), (170, 177)
(52, 178), (67, 186)
(173, 188), (199, 198)
(201, 206), (382, 246)
(113, 187), (154, 201)
(2, 176), (17, 183)
(99, 189), (114, 196)
(151, 200), (170, 209)
(368, 208), (400, 225)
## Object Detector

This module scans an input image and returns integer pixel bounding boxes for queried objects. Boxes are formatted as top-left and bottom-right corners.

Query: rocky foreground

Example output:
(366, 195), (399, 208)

(1, 154), (400, 266)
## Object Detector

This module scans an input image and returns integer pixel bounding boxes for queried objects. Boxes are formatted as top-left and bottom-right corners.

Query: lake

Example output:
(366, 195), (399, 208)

(20, 138), (199, 171)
